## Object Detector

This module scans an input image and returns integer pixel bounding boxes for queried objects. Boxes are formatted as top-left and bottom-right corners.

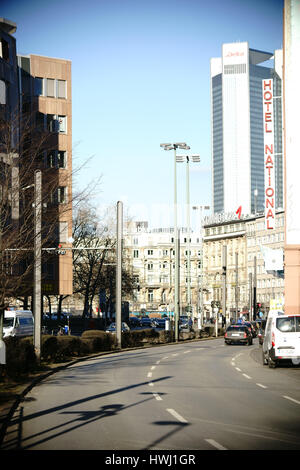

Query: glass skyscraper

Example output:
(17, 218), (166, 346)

(210, 42), (283, 215)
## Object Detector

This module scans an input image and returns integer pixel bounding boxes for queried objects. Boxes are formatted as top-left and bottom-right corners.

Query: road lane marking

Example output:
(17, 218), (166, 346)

(184, 350), (191, 354)
(205, 439), (227, 450)
(166, 408), (188, 423)
(156, 360), (160, 364)
(147, 372), (152, 378)
(172, 353), (179, 357)
(283, 396), (300, 405)
(148, 382), (154, 387)
(235, 367), (241, 372)
(151, 366), (156, 370)
(153, 393), (162, 401)
(243, 374), (251, 379)
(256, 383), (267, 389)
(163, 356), (169, 360)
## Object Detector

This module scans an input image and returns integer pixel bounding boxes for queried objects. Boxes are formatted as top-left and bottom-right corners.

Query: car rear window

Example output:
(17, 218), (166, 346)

(276, 316), (300, 333)
(227, 326), (247, 332)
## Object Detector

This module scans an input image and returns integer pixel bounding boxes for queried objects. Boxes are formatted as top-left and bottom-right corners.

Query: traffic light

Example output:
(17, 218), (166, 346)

(57, 244), (66, 255)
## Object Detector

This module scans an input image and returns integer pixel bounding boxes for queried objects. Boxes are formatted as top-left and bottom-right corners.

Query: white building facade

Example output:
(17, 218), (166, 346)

(124, 221), (203, 317)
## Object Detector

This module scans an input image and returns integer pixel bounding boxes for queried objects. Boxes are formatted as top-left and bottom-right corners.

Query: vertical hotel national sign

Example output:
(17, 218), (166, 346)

(263, 79), (275, 230)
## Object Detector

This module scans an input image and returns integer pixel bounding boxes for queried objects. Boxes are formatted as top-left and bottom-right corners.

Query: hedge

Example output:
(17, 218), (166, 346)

(3, 336), (37, 379)
(2, 327), (219, 379)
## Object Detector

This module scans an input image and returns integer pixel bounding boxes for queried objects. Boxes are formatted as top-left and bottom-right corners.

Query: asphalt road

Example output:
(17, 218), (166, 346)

(1, 338), (300, 450)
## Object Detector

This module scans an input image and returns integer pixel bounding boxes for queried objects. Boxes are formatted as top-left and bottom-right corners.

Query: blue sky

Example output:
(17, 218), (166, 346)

(2, 0), (284, 229)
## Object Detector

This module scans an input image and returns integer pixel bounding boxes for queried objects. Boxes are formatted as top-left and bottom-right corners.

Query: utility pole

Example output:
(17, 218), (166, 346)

(235, 252), (239, 322)
(249, 272), (253, 321)
(116, 201), (123, 349)
(175, 228), (180, 342)
(253, 256), (257, 321)
(222, 245), (227, 326)
(33, 170), (42, 361)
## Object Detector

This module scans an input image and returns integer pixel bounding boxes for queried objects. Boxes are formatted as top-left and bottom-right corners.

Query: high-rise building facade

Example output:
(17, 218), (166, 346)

(211, 42), (283, 216)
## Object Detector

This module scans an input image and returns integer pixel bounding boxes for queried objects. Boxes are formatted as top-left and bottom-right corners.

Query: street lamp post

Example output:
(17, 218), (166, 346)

(176, 154), (201, 319)
(33, 170), (42, 361)
(160, 143), (190, 341)
(116, 201), (123, 349)
(192, 205), (210, 328)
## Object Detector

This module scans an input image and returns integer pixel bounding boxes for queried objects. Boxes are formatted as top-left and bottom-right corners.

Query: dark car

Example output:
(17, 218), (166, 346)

(128, 316), (142, 328)
(106, 322), (130, 333)
(179, 316), (193, 331)
(155, 318), (168, 329)
(225, 325), (253, 345)
(235, 320), (255, 338)
(140, 317), (156, 328)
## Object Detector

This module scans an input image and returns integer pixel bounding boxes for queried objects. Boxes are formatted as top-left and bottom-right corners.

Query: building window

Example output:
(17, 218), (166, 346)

(148, 289), (154, 302)
(34, 77), (43, 96)
(57, 80), (66, 99)
(147, 263), (153, 271)
(147, 249), (153, 256)
(57, 186), (67, 204)
(59, 221), (68, 243)
(57, 150), (66, 168)
(36, 112), (45, 130)
(0, 38), (9, 62)
(47, 114), (56, 132)
(133, 250), (139, 258)
(47, 151), (56, 168)
(58, 116), (66, 133)
(0, 79), (6, 105)
(46, 78), (55, 97)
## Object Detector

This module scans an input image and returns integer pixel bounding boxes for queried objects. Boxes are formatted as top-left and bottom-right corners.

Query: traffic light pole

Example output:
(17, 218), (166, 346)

(253, 256), (257, 321)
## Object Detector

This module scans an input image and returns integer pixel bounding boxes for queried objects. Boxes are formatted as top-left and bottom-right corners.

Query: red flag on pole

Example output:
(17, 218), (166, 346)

(236, 206), (242, 219)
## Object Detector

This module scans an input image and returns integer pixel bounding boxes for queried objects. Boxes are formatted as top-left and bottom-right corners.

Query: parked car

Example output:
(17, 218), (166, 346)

(3, 310), (34, 338)
(179, 316), (193, 331)
(106, 322), (130, 333)
(155, 318), (168, 329)
(140, 317), (156, 328)
(128, 316), (142, 328)
(224, 325), (253, 345)
(262, 311), (300, 368)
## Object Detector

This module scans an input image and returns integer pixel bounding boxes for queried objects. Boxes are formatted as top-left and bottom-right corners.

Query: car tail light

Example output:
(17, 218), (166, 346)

(244, 332), (247, 338)
(225, 332), (227, 338)
(272, 331), (275, 348)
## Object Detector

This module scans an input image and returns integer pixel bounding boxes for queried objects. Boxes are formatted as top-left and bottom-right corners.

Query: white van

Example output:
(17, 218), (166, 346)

(3, 310), (34, 338)
(262, 310), (300, 368)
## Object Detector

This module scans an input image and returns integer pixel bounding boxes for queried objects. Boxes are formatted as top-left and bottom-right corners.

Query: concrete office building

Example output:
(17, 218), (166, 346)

(0, 18), (72, 302)
(211, 42), (283, 216)
(17, 53), (73, 295)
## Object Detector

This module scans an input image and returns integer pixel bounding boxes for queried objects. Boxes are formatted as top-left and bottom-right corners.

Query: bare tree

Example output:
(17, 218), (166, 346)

(72, 203), (135, 318)
(0, 106), (102, 336)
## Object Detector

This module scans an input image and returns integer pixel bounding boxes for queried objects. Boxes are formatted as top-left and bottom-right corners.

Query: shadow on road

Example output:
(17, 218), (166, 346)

(2, 375), (173, 450)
